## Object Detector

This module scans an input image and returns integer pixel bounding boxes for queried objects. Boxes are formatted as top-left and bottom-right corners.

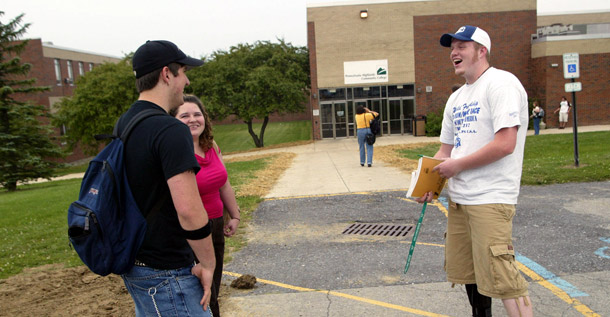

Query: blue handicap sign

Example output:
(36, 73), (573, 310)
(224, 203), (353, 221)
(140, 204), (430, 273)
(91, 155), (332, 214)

(568, 64), (577, 73)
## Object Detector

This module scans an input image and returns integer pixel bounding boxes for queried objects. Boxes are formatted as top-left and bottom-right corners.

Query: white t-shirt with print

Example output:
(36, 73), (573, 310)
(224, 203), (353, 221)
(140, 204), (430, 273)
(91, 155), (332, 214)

(440, 67), (529, 205)
(559, 100), (570, 113)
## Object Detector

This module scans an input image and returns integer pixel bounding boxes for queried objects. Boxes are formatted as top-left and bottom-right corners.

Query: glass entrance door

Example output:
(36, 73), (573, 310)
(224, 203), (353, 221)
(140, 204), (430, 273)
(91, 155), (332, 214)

(388, 98), (415, 135)
(402, 99), (415, 134)
(321, 103), (334, 138)
(320, 101), (347, 138)
(335, 102), (347, 137)
(389, 99), (402, 135)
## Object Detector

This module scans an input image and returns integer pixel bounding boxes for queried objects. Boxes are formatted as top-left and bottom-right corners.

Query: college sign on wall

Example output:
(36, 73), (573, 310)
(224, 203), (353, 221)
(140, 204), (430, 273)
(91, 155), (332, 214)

(344, 59), (388, 85)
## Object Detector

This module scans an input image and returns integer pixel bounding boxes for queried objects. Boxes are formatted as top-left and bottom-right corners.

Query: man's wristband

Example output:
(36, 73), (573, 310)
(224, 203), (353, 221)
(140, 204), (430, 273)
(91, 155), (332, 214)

(183, 222), (212, 240)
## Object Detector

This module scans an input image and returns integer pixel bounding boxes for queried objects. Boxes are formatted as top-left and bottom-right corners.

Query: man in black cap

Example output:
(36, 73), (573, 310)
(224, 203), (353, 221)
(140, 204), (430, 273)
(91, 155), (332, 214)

(118, 40), (215, 316)
(417, 26), (532, 316)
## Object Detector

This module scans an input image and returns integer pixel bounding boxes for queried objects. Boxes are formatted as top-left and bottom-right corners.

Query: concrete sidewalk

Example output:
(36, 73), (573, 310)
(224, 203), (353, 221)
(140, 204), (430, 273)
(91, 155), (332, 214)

(263, 134), (440, 198)
(224, 124), (610, 199)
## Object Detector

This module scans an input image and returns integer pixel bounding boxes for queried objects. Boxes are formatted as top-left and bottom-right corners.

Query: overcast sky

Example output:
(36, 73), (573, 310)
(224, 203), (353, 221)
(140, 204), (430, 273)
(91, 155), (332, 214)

(4, 0), (610, 58)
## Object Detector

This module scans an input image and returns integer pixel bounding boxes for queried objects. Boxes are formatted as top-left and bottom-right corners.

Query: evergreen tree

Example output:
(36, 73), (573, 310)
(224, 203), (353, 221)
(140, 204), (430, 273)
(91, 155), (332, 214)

(0, 12), (65, 191)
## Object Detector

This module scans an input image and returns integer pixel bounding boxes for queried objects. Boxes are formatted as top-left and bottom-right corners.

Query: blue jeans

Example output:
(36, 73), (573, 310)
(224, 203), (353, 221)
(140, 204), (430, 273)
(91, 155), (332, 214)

(533, 117), (540, 135)
(357, 128), (374, 165)
(122, 264), (212, 317)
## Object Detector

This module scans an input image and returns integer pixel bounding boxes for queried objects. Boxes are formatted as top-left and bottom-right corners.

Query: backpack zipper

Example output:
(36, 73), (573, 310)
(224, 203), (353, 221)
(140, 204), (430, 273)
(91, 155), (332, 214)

(72, 202), (101, 237)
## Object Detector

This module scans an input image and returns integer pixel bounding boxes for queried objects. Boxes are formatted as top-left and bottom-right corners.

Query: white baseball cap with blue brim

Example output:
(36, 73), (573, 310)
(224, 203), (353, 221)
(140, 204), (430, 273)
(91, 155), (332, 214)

(440, 25), (491, 54)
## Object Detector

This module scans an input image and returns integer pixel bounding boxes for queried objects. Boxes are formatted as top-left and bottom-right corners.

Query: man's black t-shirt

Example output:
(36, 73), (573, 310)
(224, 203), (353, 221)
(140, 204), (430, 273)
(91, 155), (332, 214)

(116, 100), (199, 269)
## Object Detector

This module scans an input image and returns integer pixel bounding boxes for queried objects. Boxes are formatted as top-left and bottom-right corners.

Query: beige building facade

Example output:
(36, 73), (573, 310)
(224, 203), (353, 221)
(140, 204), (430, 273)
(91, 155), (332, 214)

(307, 0), (610, 139)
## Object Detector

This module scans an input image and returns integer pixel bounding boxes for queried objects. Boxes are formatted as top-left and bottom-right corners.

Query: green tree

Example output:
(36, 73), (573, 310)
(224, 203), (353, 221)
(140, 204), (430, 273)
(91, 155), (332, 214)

(0, 12), (64, 191)
(53, 58), (137, 155)
(188, 39), (310, 147)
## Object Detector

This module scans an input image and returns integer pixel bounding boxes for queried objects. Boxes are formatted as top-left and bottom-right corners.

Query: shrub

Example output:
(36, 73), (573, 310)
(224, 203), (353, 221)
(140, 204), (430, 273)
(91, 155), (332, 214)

(425, 107), (444, 137)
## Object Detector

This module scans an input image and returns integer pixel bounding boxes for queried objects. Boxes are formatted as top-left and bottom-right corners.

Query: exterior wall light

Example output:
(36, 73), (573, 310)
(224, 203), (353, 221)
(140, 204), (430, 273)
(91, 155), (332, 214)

(360, 10), (368, 19)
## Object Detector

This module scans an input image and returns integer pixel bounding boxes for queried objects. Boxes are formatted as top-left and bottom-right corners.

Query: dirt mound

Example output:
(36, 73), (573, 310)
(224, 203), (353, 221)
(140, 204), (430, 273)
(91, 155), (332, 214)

(230, 274), (257, 289)
(0, 264), (133, 316)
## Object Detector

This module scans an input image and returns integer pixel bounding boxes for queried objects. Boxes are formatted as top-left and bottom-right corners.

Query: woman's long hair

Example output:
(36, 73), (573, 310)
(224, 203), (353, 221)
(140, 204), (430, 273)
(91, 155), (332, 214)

(170, 95), (214, 152)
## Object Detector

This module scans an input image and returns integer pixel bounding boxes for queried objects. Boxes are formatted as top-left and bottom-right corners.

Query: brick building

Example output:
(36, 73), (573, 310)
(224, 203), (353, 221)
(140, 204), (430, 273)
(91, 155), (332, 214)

(307, 0), (610, 139)
(532, 11), (610, 128)
(14, 39), (121, 161)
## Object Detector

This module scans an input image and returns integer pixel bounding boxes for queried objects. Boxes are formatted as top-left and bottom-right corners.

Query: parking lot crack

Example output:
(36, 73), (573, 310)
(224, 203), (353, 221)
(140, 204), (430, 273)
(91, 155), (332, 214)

(326, 289), (332, 317)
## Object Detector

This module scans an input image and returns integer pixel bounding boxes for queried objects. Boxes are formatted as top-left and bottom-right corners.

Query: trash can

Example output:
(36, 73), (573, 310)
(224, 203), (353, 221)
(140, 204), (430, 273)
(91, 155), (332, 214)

(413, 115), (427, 136)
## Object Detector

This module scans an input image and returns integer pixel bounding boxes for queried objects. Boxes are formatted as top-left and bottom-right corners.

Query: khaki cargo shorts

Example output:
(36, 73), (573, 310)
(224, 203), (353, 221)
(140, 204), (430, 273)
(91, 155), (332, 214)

(444, 201), (529, 299)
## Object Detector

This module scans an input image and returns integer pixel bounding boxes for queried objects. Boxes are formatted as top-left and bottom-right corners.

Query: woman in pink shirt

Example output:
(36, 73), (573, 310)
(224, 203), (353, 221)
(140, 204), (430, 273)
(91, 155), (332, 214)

(171, 95), (240, 317)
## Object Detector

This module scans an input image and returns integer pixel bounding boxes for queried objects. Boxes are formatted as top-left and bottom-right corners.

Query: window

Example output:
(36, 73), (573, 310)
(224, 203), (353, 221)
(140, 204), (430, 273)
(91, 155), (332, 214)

(89, 63), (93, 71)
(353, 86), (381, 99)
(319, 88), (347, 101)
(54, 59), (62, 85)
(66, 60), (74, 85)
(78, 62), (84, 76)
(388, 84), (415, 97)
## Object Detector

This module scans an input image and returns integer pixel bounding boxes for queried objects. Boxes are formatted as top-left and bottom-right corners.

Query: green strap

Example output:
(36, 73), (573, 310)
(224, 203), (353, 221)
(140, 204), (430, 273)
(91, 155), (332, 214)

(404, 201), (427, 274)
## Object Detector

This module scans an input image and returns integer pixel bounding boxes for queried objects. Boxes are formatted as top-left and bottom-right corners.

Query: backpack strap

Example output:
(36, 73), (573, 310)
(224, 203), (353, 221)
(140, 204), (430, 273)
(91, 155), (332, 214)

(115, 109), (166, 142)
(118, 109), (170, 224)
(94, 109), (165, 141)
(116, 109), (169, 228)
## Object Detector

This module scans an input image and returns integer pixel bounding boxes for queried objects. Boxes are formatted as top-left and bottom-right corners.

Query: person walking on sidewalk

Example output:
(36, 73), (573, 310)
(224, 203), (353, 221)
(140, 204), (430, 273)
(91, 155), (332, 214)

(417, 26), (532, 316)
(355, 106), (378, 167)
(553, 96), (571, 129)
(119, 40), (215, 316)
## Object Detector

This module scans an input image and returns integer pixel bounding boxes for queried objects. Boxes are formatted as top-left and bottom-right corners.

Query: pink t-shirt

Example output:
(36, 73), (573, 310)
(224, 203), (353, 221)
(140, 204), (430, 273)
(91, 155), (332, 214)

(195, 147), (228, 219)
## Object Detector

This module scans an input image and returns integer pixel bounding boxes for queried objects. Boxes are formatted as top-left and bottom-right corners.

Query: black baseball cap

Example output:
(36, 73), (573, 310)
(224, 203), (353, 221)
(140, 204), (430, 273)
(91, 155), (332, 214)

(132, 40), (204, 78)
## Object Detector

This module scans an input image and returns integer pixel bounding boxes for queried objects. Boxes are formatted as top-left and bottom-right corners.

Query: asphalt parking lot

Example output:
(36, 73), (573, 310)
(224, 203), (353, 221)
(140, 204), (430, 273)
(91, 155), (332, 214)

(220, 126), (610, 316)
(223, 182), (610, 316)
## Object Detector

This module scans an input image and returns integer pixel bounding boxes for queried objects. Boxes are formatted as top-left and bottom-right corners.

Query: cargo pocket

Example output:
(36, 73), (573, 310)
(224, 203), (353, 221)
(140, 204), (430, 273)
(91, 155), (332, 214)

(489, 244), (526, 295)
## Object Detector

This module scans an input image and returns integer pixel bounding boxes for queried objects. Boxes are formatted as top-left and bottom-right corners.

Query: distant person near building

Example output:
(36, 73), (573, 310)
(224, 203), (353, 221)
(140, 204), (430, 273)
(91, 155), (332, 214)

(416, 25), (533, 317)
(355, 106), (378, 167)
(553, 96), (571, 129)
(530, 100), (544, 135)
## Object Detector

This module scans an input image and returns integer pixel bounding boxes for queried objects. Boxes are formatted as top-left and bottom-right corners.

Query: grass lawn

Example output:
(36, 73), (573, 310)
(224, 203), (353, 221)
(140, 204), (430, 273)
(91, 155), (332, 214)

(0, 156), (271, 279)
(214, 120), (312, 154)
(53, 120), (313, 176)
(0, 179), (84, 278)
(396, 130), (610, 185)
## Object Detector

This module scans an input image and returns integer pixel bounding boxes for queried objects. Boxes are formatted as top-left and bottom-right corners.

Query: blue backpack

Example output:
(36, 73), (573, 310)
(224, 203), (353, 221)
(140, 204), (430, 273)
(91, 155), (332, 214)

(67, 109), (163, 276)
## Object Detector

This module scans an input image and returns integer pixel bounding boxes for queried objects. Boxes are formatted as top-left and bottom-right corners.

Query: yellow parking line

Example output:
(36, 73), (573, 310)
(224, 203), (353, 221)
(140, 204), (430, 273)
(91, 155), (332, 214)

(223, 271), (448, 316)
(399, 199), (599, 316)
(517, 263), (600, 317)
(246, 194), (600, 316)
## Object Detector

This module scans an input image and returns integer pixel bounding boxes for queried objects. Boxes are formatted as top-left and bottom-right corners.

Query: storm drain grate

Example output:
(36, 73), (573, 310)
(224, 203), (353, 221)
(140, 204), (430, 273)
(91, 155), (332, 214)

(342, 223), (414, 237)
